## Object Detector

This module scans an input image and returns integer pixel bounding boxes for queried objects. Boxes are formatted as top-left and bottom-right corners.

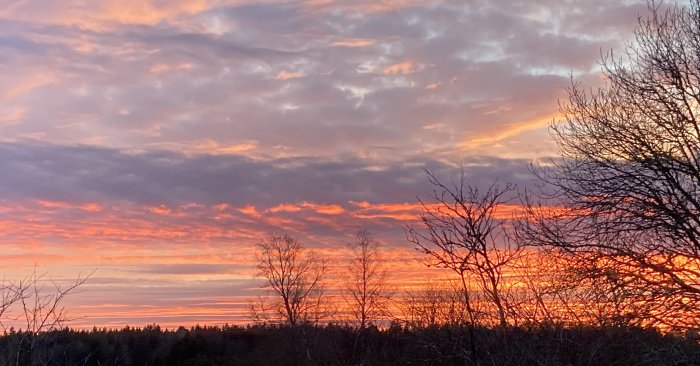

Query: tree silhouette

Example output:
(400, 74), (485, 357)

(399, 279), (468, 328)
(408, 170), (523, 328)
(252, 233), (330, 327)
(343, 229), (390, 330)
(522, 0), (700, 330)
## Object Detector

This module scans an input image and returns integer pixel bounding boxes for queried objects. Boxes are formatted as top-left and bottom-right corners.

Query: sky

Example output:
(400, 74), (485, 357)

(0, 0), (663, 328)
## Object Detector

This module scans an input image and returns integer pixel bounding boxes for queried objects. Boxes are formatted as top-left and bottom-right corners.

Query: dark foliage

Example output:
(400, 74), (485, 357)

(0, 324), (698, 366)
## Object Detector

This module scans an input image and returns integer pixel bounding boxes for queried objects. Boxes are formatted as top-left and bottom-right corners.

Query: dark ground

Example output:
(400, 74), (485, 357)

(1, 323), (698, 365)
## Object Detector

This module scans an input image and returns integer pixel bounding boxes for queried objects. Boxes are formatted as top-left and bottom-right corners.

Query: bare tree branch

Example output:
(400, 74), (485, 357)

(523, 0), (700, 331)
(343, 229), (391, 329)
(253, 233), (331, 327)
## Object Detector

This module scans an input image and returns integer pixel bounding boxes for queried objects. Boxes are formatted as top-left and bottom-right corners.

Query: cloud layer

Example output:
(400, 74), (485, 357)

(0, 0), (664, 326)
(0, 0), (651, 159)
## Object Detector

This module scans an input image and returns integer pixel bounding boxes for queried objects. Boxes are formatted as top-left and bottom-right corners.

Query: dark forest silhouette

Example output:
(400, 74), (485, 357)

(2, 324), (700, 365)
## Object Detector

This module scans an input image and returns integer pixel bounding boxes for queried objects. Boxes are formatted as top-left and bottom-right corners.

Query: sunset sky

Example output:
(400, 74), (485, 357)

(0, 0), (664, 327)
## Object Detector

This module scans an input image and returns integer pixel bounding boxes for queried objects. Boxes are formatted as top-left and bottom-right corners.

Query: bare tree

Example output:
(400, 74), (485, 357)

(399, 279), (469, 329)
(509, 247), (644, 328)
(0, 277), (22, 332)
(253, 233), (330, 327)
(343, 229), (390, 330)
(523, 0), (700, 331)
(17, 268), (91, 332)
(505, 251), (561, 327)
(0, 267), (93, 365)
(407, 170), (523, 328)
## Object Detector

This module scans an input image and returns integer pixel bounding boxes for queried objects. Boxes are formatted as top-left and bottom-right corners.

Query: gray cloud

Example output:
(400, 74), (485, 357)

(0, 141), (537, 207)
(0, 0), (654, 161)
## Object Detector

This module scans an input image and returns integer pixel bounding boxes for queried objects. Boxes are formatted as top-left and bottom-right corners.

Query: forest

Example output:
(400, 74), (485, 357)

(1, 0), (700, 365)
(1, 324), (699, 365)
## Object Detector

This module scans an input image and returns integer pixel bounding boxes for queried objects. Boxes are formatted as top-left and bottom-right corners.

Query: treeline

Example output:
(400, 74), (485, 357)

(1, 324), (699, 366)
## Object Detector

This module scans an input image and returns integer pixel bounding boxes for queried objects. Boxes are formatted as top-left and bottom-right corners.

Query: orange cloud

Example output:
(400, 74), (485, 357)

(102, 0), (210, 25)
(81, 203), (103, 213)
(238, 204), (261, 218)
(305, 202), (345, 215)
(148, 63), (192, 75)
(269, 203), (303, 213)
(349, 201), (525, 221)
(0, 195), (558, 328)
(0, 71), (58, 101)
(0, 107), (26, 124)
(186, 139), (259, 155)
(3, 0), (214, 29)
(351, 201), (422, 221)
(267, 202), (344, 215)
(33, 199), (103, 213)
(274, 70), (305, 80)
(148, 204), (172, 215)
(459, 111), (561, 150)
(331, 38), (377, 48)
(383, 60), (421, 75)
